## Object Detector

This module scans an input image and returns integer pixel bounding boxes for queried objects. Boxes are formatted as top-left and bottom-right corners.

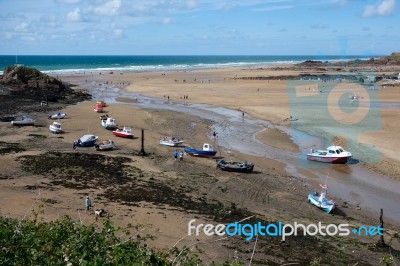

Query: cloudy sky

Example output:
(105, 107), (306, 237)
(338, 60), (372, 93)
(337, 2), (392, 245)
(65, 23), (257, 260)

(0, 0), (398, 55)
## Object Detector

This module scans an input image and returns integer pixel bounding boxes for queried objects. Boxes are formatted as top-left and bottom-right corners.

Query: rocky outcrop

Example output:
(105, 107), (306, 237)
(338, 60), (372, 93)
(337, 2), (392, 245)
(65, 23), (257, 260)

(0, 66), (90, 102)
(0, 66), (90, 113)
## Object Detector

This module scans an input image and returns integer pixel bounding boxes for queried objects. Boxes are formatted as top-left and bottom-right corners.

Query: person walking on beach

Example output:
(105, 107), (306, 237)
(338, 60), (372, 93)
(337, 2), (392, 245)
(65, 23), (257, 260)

(213, 131), (218, 142)
(85, 196), (92, 212)
(179, 151), (184, 161)
(173, 150), (178, 161)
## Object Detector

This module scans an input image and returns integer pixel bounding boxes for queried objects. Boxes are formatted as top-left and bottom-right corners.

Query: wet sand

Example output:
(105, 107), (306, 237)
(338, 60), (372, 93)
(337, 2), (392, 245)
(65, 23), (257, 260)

(58, 67), (400, 222)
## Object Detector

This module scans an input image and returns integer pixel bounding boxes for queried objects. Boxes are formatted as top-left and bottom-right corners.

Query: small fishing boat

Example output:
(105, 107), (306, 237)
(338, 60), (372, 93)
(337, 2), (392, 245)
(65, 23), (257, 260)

(74, 134), (98, 147)
(96, 101), (107, 107)
(216, 160), (254, 173)
(0, 115), (16, 122)
(48, 112), (66, 119)
(101, 117), (118, 130)
(95, 139), (116, 151)
(307, 184), (335, 214)
(112, 127), (133, 138)
(184, 143), (217, 158)
(160, 137), (184, 147)
(11, 116), (35, 126)
(307, 145), (352, 164)
(94, 103), (104, 112)
(49, 121), (62, 134)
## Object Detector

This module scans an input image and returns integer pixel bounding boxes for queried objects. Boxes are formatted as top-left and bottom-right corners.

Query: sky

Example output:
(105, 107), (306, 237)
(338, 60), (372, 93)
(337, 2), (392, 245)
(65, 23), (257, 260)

(0, 0), (398, 55)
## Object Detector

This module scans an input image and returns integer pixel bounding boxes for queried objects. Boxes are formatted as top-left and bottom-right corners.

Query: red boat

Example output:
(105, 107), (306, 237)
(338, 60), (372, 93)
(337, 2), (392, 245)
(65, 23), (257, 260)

(307, 145), (352, 164)
(94, 103), (104, 112)
(112, 127), (133, 138)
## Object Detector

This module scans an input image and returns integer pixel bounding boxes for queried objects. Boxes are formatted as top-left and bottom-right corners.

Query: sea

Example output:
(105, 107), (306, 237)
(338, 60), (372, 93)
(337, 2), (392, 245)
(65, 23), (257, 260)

(0, 55), (379, 75)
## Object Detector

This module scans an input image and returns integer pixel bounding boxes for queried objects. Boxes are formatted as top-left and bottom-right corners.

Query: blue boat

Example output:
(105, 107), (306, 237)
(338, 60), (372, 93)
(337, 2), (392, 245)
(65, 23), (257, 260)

(74, 134), (98, 147)
(184, 143), (217, 158)
(307, 184), (335, 213)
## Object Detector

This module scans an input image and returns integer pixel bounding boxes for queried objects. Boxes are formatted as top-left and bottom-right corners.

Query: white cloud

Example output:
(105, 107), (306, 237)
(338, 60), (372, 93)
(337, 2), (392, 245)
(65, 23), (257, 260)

(253, 5), (293, 11)
(94, 0), (121, 16)
(162, 17), (175, 24)
(186, 0), (198, 9)
(14, 22), (29, 32)
(55, 0), (82, 3)
(67, 8), (81, 21)
(362, 0), (396, 17)
(113, 29), (123, 37)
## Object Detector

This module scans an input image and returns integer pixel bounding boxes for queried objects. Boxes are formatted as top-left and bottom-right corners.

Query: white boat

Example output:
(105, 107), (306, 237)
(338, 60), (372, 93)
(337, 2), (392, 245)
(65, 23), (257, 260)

(48, 112), (66, 119)
(95, 139), (116, 151)
(159, 137), (184, 147)
(101, 117), (118, 130)
(307, 145), (352, 164)
(307, 184), (335, 214)
(11, 116), (35, 126)
(49, 122), (62, 134)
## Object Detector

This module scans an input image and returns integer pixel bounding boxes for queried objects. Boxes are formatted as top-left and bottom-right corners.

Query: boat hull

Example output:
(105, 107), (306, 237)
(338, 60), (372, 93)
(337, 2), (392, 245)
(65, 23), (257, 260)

(217, 160), (254, 173)
(11, 120), (35, 126)
(184, 147), (217, 158)
(0, 116), (16, 122)
(75, 135), (98, 147)
(160, 140), (184, 147)
(307, 194), (335, 213)
(112, 132), (133, 138)
(307, 155), (350, 164)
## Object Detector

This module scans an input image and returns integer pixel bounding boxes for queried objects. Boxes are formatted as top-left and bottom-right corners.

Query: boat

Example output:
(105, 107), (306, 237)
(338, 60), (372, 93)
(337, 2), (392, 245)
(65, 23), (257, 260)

(160, 137), (184, 147)
(101, 117), (118, 130)
(216, 159), (254, 173)
(49, 122), (62, 134)
(96, 101), (107, 107)
(0, 115), (16, 122)
(95, 139), (116, 151)
(94, 103), (104, 112)
(184, 143), (217, 158)
(112, 127), (133, 138)
(11, 116), (35, 126)
(307, 184), (335, 214)
(74, 134), (98, 147)
(307, 145), (352, 164)
(48, 112), (66, 119)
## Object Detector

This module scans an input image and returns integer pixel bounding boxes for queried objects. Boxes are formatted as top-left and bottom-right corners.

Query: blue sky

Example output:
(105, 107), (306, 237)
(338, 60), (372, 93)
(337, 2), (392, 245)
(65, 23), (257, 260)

(0, 0), (398, 55)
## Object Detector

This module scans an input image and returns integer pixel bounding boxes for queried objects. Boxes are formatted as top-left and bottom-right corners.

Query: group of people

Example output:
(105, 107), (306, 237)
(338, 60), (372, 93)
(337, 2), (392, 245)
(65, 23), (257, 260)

(173, 150), (184, 161)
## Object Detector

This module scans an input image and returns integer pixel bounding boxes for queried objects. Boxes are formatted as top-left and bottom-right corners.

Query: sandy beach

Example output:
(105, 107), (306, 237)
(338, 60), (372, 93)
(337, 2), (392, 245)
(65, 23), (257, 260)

(1, 64), (400, 264)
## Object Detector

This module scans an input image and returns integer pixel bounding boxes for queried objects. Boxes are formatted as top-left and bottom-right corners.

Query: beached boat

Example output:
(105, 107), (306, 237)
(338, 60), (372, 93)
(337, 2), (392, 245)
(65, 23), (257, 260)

(48, 112), (66, 119)
(307, 145), (352, 164)
(184, 143), (217, 158)
(112, 127), (133, 138)
(160, 137), (184, 147)
(11, 116), (35, 126)
(101, 117), (118, 130)
(74, 134), (98, 147)
(96, 101), (107, 107)
(94, 103), (104, 112)
(95, 139), (115, 151)
(307, 184), (335, 214)
(49, 121), (62, 134)
(0, 115), (16, 122)
(216, 160), (254, 173)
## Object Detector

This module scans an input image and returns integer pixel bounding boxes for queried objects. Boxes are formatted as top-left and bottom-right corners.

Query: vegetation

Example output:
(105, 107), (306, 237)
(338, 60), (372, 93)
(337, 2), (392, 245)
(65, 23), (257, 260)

(0, 210), (241, 266)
